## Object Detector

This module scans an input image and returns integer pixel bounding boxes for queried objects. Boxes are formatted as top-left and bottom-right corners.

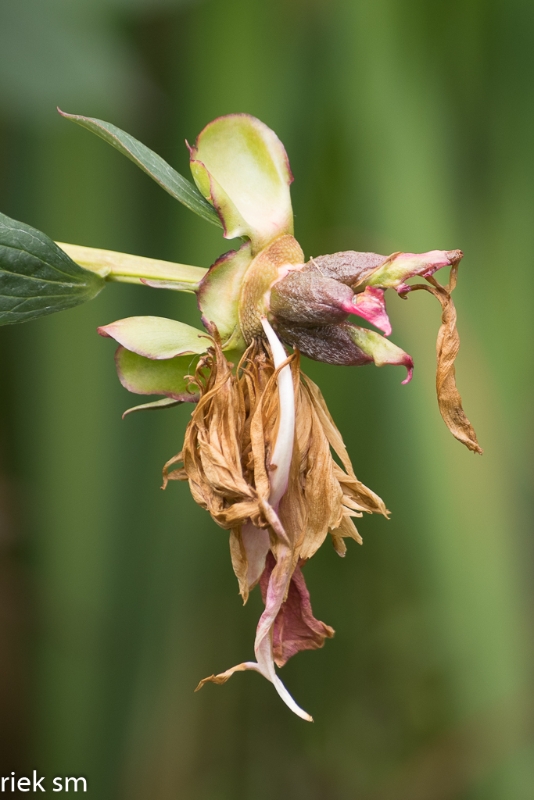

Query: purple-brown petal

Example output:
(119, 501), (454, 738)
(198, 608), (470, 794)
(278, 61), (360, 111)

(269, 270), (354, 326)
(260, 554), (334, 668)
(304, 251), (388, 287)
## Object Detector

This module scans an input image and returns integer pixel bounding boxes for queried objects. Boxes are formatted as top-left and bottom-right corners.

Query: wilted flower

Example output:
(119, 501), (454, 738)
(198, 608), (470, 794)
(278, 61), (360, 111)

(97, 114), (481, 720)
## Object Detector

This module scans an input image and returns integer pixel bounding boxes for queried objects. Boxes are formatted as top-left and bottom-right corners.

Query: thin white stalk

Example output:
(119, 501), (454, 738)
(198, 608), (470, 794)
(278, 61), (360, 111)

(197, 319), (310, 720)
(258, 318), (313, 721)
(261, 317), (295, 508)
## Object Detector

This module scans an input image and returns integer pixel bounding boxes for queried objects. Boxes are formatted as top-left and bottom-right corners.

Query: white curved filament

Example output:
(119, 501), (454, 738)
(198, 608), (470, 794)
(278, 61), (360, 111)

(261, 317), (295, 508)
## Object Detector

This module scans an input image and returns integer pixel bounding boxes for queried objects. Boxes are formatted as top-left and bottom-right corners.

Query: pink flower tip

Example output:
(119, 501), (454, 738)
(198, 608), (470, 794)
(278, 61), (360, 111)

(97, 325), (112, 338)
(401, 358), (414, 385)
(342, 287), (393, 336)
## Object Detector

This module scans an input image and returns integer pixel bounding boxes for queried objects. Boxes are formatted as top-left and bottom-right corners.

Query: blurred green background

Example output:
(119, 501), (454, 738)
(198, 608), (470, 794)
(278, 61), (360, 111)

(0, 0), (533, 797)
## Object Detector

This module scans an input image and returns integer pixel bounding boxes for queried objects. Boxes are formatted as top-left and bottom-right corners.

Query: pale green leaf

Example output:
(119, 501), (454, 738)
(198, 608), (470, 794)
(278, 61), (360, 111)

(115, 347), (200, 400)
(99, 316), (209, 359)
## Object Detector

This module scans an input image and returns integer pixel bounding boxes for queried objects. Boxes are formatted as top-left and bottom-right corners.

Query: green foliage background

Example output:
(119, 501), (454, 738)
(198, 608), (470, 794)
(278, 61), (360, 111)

(0, 1), (532, 797)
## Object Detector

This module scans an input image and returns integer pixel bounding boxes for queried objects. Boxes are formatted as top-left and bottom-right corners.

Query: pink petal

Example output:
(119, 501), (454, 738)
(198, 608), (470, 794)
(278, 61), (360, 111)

(342, 286), (392, 336)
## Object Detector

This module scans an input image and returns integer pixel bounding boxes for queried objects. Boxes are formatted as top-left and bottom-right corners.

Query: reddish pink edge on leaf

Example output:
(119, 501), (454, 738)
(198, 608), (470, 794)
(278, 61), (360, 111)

(114, 346), (198, 401)
(196, 242), (250, 311)
(402, 359), (414, 385)
(189, 113), (294, 185)
(189, 158), (229, 236)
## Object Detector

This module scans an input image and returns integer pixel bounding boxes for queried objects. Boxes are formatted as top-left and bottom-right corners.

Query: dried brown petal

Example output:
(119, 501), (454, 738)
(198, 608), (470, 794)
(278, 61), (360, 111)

(409, 267), (483, 454)
(167, 328), (387, 719)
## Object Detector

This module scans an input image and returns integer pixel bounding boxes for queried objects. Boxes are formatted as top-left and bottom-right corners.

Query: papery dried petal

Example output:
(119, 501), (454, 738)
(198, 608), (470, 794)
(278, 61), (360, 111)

(302, 374), (389, 517)
(408, 269), (482, 454)
(169, 328), (387, 721)
(330, 515), (363, 557)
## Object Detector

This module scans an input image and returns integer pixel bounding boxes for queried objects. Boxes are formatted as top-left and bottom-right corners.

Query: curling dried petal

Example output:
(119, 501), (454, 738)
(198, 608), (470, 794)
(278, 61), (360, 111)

(408, 269), (482, 453)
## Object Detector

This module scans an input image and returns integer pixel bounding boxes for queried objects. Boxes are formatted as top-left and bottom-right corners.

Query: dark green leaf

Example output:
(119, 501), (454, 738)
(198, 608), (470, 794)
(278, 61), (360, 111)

(59, 110), (222, 228)
(0, 212), (105, 325)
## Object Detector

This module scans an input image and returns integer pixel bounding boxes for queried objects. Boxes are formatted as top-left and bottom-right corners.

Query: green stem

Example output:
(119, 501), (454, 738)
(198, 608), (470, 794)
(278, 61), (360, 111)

(57, 242), (207, 292)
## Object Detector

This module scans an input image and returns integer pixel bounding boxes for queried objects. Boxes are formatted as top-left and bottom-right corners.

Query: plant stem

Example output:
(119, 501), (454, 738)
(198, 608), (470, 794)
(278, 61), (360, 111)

(57, 242), (207, 292)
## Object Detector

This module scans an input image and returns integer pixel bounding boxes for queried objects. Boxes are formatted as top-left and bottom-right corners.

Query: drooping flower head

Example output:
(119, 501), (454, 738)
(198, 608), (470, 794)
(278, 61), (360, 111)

(93, 114), (482, 720)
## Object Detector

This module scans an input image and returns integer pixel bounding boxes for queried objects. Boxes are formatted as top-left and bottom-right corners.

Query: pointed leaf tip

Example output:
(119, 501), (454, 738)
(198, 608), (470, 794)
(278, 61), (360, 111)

(59, 110), (221, 227)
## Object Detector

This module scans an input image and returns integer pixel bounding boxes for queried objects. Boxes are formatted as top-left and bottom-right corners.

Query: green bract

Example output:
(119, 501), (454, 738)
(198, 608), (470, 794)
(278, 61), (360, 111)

(115, 348), (199, 403)
(189, 114), (294, 252)
(98, 316), (209, 359)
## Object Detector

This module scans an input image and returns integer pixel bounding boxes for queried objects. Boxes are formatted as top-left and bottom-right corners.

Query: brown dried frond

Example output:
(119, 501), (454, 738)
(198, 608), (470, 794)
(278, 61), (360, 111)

(165, 333), (280, 531)
(164, 331), (388, 604)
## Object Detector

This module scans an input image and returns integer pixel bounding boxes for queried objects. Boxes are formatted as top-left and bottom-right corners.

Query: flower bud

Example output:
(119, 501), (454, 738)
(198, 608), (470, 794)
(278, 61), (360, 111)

(270, 264), (392, 335)
(269, 270), (355, 326)
(304, 251), (388, 287)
